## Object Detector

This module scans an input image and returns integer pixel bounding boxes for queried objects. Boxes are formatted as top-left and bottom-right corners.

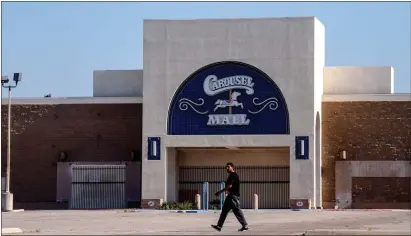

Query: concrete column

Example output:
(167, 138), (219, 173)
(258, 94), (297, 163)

(315, 112), (322, 208)
(290, 134), (315, 209)
(141, 136), (167, 204)
(195, 194), (201, 209)
(1, 192), (13, 211)
(252, 194), (258, 209)
(313, 17), (325, 208)
(166, 148), (177, 202)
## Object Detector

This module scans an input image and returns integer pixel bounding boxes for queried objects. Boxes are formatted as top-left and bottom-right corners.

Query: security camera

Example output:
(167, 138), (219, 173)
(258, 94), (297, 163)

(1, 76), (9, 84)
(13, 73), (22, 82)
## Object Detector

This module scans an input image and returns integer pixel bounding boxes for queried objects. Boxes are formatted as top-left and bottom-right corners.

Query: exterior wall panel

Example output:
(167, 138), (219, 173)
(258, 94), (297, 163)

(70, 164), (127, 209)
(352, 177), (410, 209)
(142, 17), (325, 204)
(322, 101), (411, 209)
(1, 104), (142, 209)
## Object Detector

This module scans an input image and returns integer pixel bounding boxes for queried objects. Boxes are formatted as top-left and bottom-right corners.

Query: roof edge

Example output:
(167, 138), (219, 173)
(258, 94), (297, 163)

(322, 94), (411, 102)
(1, 97), (143, 105)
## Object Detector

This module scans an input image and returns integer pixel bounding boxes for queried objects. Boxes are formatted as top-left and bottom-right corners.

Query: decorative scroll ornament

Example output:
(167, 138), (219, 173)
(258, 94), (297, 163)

(178, 98), (208, 114)
(248, 97), (279, 114)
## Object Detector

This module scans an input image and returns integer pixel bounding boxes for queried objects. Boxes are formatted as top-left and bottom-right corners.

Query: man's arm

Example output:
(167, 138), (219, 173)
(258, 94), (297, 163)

(215, 176), (234, 196)
(215, 185), (232, 196)
(217, 184), (232, 193)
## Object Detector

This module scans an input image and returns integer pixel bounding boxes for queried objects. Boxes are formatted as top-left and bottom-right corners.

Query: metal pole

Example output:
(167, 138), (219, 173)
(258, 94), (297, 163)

(1, 75), (20, 211)
(205, 182), (209, 210)
(219, 182), (225, 210)
(202, 182), (206, 210)
(202, 182), (209, 210)
(6, 87), (11, 193)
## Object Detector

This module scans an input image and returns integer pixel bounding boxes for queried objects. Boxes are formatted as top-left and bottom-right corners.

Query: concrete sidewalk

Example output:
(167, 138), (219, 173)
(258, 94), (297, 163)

(2, 209), (410, 235)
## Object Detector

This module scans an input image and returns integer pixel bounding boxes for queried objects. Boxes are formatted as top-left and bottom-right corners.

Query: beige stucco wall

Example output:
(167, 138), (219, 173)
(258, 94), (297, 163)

(141, 17), (325, 207)
(166, 148), (178, 203)
(314, 18), (325, 208)
(323, 67), (394, 94)
(93, 70), (143, 97)
(177, 148), (289, 166)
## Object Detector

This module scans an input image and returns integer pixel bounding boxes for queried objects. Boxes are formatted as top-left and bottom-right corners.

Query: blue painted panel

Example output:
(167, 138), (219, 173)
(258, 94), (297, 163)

(295, 136), (309, 160)
(147, 137), (161, 160)
(167, 61), (290, 135)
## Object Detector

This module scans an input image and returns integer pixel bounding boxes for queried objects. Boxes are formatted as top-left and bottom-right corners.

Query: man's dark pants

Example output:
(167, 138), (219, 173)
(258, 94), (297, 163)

(217, 194), (248, 227)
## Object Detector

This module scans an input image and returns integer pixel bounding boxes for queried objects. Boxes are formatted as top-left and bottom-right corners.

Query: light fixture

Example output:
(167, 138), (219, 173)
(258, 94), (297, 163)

(130, 150), (141, 162)
(340, 150), (347, 160)
(59, 151), (68, 162)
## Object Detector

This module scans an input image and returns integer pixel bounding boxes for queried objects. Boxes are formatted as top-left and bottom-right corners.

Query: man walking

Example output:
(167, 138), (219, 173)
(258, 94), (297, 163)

(211, 162), (249, 232)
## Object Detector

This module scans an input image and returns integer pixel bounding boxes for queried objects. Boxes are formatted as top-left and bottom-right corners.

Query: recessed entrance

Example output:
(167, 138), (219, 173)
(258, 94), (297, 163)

(176, 147), (290, 209)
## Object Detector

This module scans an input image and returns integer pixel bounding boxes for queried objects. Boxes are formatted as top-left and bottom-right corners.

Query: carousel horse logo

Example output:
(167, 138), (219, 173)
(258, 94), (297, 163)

(213, 91), (243, 111)
(178, 74), (279, 126)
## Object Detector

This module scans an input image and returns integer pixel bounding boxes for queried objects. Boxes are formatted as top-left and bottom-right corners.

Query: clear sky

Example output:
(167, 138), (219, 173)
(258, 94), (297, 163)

(1, 1), (410, 98)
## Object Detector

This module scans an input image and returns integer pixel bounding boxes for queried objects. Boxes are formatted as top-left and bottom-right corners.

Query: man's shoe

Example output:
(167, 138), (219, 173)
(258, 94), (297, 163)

(238, 226), (249, 231)
(211, 225), (222, 232)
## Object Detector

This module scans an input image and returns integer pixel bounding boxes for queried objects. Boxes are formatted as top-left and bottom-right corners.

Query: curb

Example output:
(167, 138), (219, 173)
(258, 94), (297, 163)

(2, 228), (23, 234)
(176, 210), (203, 213)
(2, 209), (24, 213)
(135, 210), (217, 213)
(135, 209), (308, 213)
(318, 209), (410, 212)
(304, 229), (411, 235)
(291, 209), (313, 212)
(134, 209), (409, 213)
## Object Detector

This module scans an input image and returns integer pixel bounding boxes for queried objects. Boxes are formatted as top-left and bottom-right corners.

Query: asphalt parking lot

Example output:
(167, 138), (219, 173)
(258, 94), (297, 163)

(2, 209), (411, 235)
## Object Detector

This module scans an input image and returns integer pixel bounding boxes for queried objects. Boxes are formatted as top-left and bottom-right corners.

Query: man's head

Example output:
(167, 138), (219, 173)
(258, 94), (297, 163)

(226, 162), (235, 173)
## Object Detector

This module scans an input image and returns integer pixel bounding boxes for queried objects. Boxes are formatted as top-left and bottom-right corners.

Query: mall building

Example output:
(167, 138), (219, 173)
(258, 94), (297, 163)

(1, 17), (410, 210)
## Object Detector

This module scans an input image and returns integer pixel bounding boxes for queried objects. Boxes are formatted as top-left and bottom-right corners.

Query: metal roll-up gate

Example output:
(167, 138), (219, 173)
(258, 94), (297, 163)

(69, 164), (126, 209)
(179, 165), (290, 209)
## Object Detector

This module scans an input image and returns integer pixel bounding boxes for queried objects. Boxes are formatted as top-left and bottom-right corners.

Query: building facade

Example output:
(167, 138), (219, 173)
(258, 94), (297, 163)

(1, 17), (410, 210)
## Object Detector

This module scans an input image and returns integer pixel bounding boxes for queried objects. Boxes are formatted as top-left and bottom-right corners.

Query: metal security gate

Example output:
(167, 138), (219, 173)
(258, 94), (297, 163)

(69, 164), (126, 209)
(179, 166), (290, 209)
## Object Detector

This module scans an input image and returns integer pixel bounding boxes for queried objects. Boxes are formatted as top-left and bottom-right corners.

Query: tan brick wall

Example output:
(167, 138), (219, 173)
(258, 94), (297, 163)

(352, 177), (410, 205)
(1, 104), (142, 205)
(322, 101), (411, 208)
